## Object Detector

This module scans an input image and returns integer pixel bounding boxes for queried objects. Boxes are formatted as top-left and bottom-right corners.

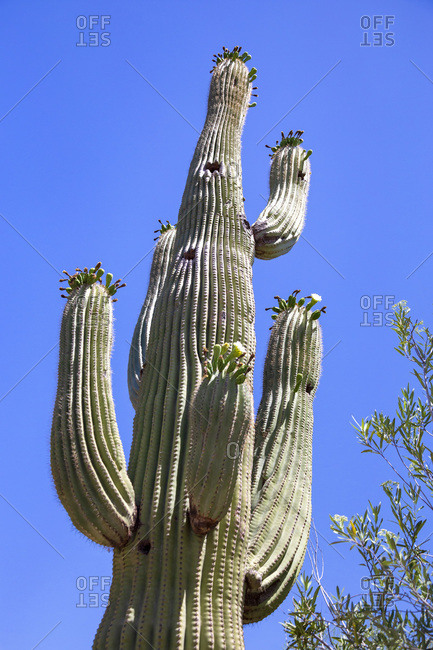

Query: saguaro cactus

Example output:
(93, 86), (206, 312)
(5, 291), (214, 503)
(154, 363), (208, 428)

(51, 46), (324, 649)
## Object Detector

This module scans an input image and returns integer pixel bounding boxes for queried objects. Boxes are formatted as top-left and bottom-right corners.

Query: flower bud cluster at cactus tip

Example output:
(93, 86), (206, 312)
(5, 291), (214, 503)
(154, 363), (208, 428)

(247, 64), (258, 106)
(265, 290), (326, 327)
(203, 341), (254, 384)
(210, 45), (258, 107)
(210, 45), (252, 72)
(58, 262), (126, 301)
(265, 130), (305, 155)
(153, 219), (175, 240)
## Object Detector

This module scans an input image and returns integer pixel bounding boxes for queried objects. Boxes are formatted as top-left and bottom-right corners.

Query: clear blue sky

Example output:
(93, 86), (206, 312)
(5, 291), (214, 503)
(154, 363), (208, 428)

(1, 1), (432, 648)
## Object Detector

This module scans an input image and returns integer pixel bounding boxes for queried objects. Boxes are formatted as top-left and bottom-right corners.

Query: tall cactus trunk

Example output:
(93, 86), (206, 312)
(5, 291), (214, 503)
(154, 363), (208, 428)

(95, 55), (255, 650)
(51, 46), (324, 650)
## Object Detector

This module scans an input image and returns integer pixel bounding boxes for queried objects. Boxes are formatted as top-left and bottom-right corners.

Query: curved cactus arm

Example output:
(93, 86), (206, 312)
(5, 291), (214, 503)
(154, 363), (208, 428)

(252, 132), (311, 260)
(243, 292), (323, 623)
(186, 342), (254, 535)
(51, 266), (137, 548)
(127, 222), (176, 408)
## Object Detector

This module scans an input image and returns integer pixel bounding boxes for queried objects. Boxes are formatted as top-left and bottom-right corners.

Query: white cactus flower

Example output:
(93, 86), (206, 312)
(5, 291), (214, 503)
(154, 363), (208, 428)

(232, 341), (246, 358)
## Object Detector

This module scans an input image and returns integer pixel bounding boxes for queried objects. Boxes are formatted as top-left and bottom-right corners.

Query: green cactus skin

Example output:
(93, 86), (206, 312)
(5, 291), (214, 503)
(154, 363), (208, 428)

(244, 295), (323, 623)
(127, 223), (176, 408)
(51, 47), (322, 649)
(51, 271), (136, 547)
(253, 137), (311, 260)
(186, 343), (254, 534)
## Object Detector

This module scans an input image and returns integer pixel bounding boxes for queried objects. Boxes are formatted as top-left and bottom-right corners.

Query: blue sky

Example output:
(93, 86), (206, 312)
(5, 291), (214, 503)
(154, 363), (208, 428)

(1, 1), (432, 648)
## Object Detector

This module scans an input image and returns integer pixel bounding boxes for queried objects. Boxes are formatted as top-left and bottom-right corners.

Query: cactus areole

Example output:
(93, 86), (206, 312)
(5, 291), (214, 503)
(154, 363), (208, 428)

(51, 46), (324, 649)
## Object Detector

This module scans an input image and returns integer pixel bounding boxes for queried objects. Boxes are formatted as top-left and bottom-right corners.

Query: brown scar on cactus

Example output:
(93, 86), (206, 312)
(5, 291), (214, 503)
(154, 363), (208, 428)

(137, 539), (152, 555)
(188, 501), (219, 536)
(204, 161), (221, 173)
(183, 248), (196, 260)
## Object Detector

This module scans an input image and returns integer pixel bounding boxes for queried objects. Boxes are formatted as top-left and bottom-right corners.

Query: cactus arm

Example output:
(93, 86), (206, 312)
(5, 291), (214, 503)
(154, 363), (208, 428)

(127, 223), (176, 408)
(243, 293), (323, 623)
(51, 268), (137, 548)
(186, 343), (254, 534)
(252, 134), (311, 260)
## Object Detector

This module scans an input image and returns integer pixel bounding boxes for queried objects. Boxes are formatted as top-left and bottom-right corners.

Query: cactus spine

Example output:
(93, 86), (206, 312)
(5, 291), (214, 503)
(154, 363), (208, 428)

(51, 46), (323, 649)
